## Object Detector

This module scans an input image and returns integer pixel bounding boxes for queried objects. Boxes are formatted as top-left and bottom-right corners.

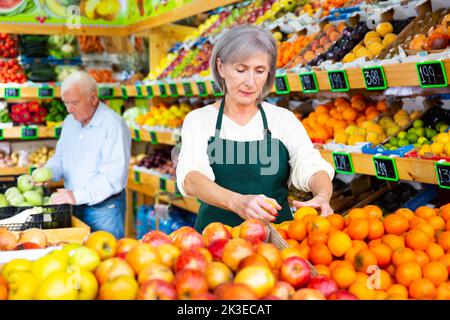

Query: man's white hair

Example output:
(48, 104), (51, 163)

(61, 70), (98, 95)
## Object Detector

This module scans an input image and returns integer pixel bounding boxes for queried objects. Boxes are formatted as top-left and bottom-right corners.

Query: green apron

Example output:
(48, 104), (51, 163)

(195, 99), (293, 232)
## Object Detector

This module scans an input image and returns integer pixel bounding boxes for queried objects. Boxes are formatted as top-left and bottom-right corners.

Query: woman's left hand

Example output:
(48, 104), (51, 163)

(293, 194), (333, 217)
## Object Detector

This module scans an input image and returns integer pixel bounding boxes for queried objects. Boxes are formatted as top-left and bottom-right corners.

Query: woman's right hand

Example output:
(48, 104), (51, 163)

(230, 194), (281, 222)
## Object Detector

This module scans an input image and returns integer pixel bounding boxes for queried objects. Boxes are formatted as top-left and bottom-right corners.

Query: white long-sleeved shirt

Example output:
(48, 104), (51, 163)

(176, 102), (334, 196)
(46, 102), (131, 205)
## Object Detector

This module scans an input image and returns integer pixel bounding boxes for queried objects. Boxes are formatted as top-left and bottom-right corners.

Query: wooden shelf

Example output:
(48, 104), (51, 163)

(0, 23), (129, 37)
(320, 149), (440, 185)
(130, 128), (177, 145)
(0, 126), (59, 140)
(0, 167), (28, 176)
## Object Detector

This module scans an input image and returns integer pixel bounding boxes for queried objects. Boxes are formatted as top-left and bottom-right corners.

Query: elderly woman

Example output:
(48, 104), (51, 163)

(176, 26), (334, 232)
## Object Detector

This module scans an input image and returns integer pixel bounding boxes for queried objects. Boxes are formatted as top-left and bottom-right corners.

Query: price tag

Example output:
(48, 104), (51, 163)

(362, 66), (387, 90)
(174, 182), (182, 196)
(159, 177), (167, 191)
(332, 152), (354, 174)
(133, 129), (141, 142)
(196, 81), (208, 97)
(149, 131), (158, 145)
(274, 75), (290, 94)
(21, 126), (38, 140)
(373, 156), (398, 182)
(4, 87), (20, 99)
(121, 86), (128, 98)
(327, 70), (349, 92)
(435, 162), (450, 189)
(99, 86), (114, 99)
(211, 81), (223, 96)
(169, 83), (178, 97)
(183, 82), (193, 97)
(416, 61), (448, 88)
(38, 87), (54, 98)
(136, 86), (143, 97)
(146, 86), (154, 98)
(54, 127), (62, 138)
(158, 83), (168, 97)
(29, 166), (37, 175)
(299, 72), (319, 93)
(134, 171), (141, 183)
(0, 128), (3, 140)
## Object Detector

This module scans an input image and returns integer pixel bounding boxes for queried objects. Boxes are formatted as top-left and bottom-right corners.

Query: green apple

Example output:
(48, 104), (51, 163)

(2, 259), (33, 282)
(7, 270), (39, 300)
(413, 119), (424, 128)
(414, 127), (425, 137)
(418, 137), (429, 145)
(397, 131), (407, 140)
(389, 137), (399, 146)
(407, 128), (416, 135)
(34, 271), (78, 300)
(32, 253), (68, 283)
(425, 128), (438, 139)
(398, 139), (410, 147)
(68, 247), (101, 272)
(439, 124), (449, 133)
(406, 132), (418, 143)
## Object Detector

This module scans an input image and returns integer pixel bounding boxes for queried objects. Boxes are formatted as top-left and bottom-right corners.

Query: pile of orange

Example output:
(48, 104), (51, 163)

(273, 203), (450, 300)
(301, 95), (386, 143)
(276, 35), (313, 68)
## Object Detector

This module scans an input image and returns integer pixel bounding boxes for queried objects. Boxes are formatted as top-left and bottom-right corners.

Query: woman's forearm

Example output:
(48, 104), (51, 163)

(308, 170), (333, 201)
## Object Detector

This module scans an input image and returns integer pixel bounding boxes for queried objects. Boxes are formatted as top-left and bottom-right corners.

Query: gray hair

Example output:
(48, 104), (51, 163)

(61, 70), (98, 96)
(210, 25), (277, 100)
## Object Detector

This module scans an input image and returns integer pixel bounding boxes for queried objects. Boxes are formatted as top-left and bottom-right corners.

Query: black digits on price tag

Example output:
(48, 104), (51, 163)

(211, 81), (223, 96)
(328, 70), (349, 92)
(435, 162), (450, 189)
(54, 127), (62, 138)
(196, 82), (207, 97)
(416, 61), (447, 88)
(299, 72), (318, 93)
(159, 177), (167, 192)
(146, 86), (154, 98)
(121, 86), (128, 98)
(373, 156), (398, 181)
(183, 82), (193, 97)
(21, 126), (38, 140)
(0, 128), (3, 140)
(362, 66), (387, 90)
(332, 152), (354, 174)
(38, 87), (54, 98)
(136, 86), (143, 97)
(159, 84), (167, 97)
(134, 171), (141, 183)
(169, 83), (178, 97)
(274, 75), (290, 94)
(4, 87), (20, 99)
(99, 86), (114, 98)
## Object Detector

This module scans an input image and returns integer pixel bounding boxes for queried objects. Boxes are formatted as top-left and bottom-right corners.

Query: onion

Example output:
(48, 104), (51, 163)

(18, 228), (47, 249)
(0, 228), (18, 251)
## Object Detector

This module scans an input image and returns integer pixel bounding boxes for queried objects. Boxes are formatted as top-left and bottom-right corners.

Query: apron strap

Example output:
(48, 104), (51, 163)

(214, 98), (271, 138)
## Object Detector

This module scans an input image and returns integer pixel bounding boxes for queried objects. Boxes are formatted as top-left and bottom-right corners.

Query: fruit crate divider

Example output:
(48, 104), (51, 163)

(342, 185), (390, 216)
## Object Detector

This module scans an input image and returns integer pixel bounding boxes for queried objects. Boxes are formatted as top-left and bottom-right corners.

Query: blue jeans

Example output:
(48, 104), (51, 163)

(74, 190), (126, 239)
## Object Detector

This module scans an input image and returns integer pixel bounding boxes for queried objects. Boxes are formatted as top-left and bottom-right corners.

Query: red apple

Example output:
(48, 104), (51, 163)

(174, 249), (208, 273)
(142, 231), (172, 247)
(214, 283), (258, 300)
(125, 243), (160, 274)
(327, 290), (358, 300)
(170, 227), (205, 251)
(137, 279), (177, 300)
(269, 281), (296, 300)
(256, 243), (282, 270)
(174, 269), (208, 300)
(222, 238), (255, 271)
(14, 242), (42, 250)
(156, 243), (180, 269)
(95, 257), (136, 285)
(202, 222), (231, 246)
(239, 219), (268, 243)
(84, 231), (117, 260)
(207, 239), (229, 261)
(280, 257), (311, 289)
(237, 254), (271, 270)
(116, 238), (138, 258)
(206, 261), (233, 290)
(292, 288), (326, 300)
(138, 263), (174, 284)
(191, 292), (217, 300)
(308, 275), (338, 298)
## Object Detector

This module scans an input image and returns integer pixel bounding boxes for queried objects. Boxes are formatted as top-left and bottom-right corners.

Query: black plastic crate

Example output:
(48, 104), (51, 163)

(0, 204), (72, 231)
(0, 176), (19, 194)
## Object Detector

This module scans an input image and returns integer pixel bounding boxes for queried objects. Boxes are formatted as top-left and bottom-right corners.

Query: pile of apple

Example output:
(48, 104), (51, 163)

(0, 218), (357, 300)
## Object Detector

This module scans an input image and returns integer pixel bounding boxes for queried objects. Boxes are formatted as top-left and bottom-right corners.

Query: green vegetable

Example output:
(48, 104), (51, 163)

(31, 167), (53, 183)
(23, 191), (43, 206)
(17, 175), (34, 192)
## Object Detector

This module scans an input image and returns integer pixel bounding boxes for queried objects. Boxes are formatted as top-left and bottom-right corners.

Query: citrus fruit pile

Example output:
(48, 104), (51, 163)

(273, 203), (450, 300)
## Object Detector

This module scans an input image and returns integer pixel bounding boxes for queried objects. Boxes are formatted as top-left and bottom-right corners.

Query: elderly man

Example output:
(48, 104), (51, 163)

(45, 71), (131, 238)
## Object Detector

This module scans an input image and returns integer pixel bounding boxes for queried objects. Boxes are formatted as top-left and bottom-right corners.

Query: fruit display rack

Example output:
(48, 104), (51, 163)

(0, 126), (61, 140)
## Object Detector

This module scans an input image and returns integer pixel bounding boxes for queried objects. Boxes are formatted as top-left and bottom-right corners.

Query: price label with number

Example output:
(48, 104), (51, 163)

(146, 86), (154, 98)
(183, 82), (193, 97)
(211, 81), (223, 96)
(373, 156), (398, 181)
(299, 72), (318, 93)
(169, 83), (178, 97)
(99, 87), (114, 98)
(133, 129), (141, 142)
(274, 75), (290, 94)
(328, 70), (349, 92)
(196, 82), (208, 97)
(416, 61), (447, 88)
(21, 126), (38, 140)
(435, 162), (450, 189)
(38, 87), (54, 98)
(134, 171), (141, 183)
(159, 177), (167, 191)
(362, 66), (387, 90)
(4, 87), (20, 99)
(174, 182), (182, 196)
(121, 86), (128, 98)
(54, 127), (62, 138)
(159, 83), (168, 97)
(149, 131), (158, 145)
(136, 86), (143, 97)
(0, 128), (3, 140)
(29, 166), (37, 175)
(332, 152), (354, 174)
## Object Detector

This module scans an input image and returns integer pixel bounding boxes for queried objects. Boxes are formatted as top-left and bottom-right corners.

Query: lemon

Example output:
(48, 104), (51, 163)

(435, 133), (450, 144)
(430, 142), (445, 155)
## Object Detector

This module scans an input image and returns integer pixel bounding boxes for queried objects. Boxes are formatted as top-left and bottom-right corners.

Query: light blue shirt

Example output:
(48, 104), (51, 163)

(46, 102), (131, 206)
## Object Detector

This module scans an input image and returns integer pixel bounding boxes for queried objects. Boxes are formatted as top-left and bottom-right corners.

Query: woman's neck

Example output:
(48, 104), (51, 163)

(222, 97), (259, 126)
